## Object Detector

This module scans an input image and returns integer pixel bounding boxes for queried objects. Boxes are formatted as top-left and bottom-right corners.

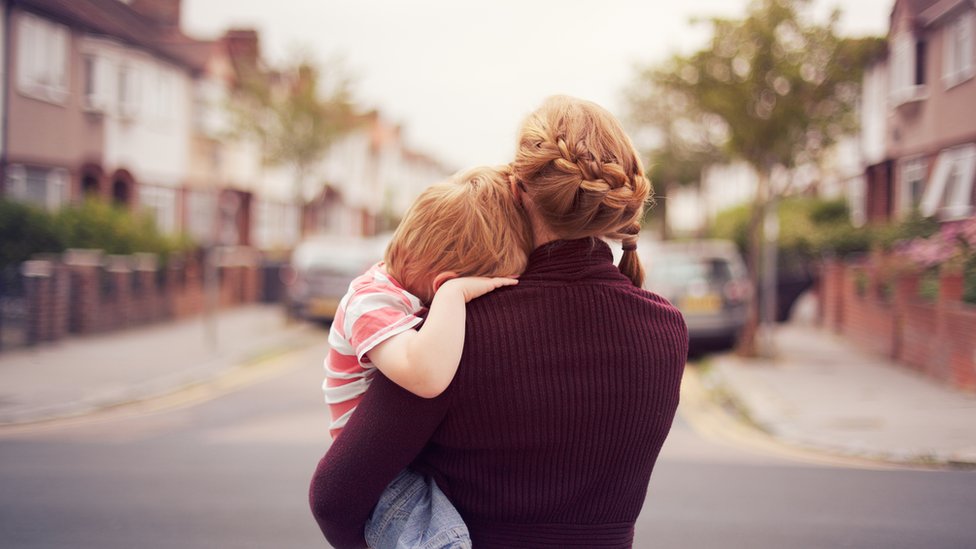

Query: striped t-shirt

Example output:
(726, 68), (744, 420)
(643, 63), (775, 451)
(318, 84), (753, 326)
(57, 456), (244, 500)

(323, 262), (425, 438)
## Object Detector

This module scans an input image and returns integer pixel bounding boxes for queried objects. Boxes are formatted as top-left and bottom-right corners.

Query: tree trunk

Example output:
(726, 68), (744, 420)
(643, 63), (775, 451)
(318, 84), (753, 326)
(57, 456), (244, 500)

(735, 169), (769, 357)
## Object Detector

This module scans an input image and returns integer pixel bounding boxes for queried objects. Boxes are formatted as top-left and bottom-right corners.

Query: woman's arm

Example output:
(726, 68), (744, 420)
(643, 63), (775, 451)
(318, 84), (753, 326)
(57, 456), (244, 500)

(309, 371), (452, 548)
(366, 276), (516, 398)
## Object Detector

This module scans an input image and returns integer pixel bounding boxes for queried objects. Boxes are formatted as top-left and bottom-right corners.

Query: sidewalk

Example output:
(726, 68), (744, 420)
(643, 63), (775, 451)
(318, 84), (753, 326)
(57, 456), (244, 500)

(0, 304), (324, 426)
(699, 316), (976, 467)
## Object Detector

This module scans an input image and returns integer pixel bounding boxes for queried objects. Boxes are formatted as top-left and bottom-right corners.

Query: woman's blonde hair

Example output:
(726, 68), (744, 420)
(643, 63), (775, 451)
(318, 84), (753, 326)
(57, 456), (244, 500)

(385, 165), (533, 300)
(511, 95), (652, 287)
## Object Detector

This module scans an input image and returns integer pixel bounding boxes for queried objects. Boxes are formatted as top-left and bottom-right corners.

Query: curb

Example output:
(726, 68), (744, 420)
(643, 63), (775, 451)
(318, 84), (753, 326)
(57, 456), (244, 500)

(687, 363), (976, 470)
(0, 325), (323, 429)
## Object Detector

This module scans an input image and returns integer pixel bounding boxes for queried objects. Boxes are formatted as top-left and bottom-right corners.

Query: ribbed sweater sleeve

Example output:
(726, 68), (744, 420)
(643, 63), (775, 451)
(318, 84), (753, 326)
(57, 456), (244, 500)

(309, 238), (688, 548)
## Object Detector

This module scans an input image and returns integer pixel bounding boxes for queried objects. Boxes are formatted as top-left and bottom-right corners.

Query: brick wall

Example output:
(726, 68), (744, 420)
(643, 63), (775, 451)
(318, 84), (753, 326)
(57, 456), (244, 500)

(10, 247), (268, 347)
(820, 258), (976, 393)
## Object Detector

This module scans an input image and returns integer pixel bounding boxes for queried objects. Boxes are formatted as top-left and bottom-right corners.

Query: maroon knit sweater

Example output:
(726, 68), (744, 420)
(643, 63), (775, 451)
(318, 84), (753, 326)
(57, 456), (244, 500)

(309, 238), (688, 548)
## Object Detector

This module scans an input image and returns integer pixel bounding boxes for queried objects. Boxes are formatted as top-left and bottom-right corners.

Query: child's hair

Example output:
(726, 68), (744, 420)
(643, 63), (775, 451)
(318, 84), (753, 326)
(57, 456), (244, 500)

(511, 95), (652, 287)
(385, 165), (533, 299)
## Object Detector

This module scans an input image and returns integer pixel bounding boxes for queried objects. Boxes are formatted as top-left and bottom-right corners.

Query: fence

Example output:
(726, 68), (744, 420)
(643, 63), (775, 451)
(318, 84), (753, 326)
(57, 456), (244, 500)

(819, 255), (976, 392)
(0, 247), (281, 350)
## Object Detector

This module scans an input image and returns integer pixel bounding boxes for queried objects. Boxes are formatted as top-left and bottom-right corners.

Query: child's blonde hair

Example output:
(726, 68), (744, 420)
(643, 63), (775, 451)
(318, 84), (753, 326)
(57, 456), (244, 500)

(385, 165), (533, 300)
(512, 95), (652, 287)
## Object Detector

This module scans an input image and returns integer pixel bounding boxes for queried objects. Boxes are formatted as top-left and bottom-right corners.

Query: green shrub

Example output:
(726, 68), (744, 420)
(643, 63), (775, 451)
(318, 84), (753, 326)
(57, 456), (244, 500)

(0, 200), (66, 268)
(0, 198), (194, 268)
(708, 196), (867, 260)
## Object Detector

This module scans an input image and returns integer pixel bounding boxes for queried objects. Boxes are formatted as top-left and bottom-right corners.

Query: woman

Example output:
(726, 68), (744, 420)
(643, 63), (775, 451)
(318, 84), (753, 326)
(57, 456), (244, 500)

(309, 95), (688, 548)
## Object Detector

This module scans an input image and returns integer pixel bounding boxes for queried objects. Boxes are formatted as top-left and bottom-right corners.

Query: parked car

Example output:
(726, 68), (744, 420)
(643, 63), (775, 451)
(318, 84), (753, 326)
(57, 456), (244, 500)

(282, 234), (390, 323)
(641, 239), (752, 350)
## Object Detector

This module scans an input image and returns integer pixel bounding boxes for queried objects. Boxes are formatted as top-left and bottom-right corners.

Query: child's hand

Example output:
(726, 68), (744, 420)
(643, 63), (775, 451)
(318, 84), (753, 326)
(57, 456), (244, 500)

(437, 276), (518, 303)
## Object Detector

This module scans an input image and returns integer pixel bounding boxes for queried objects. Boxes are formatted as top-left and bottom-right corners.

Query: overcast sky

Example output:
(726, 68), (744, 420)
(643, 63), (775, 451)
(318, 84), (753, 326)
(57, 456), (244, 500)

(183, 0), (894, 170)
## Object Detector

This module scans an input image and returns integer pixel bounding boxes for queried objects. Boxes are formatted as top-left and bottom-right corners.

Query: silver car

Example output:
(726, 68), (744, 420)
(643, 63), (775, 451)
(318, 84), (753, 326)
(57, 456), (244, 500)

(642, 239), (752, 349)
(283, 234), (390, 323)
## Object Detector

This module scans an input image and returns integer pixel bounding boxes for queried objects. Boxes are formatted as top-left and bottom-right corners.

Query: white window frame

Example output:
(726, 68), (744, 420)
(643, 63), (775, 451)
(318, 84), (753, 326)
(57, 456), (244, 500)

(920, 144), (976, 220)
(16, 13), (69, 105)
(118, 63), (141, 119)
(82, 53), (115, 112)
(943, 10), (975, 88)
(4, 164), (67, 211)
(898, 157), (928, 217)
(186, 189), (216, 244)
(139, 185), (177, 234)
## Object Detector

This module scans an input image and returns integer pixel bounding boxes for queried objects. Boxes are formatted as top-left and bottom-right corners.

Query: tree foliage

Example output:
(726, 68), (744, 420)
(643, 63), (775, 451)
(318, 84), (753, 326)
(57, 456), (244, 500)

(644, 0), (883, 173)
(628, 0), (884, 355)
(228, 57), (357, 203)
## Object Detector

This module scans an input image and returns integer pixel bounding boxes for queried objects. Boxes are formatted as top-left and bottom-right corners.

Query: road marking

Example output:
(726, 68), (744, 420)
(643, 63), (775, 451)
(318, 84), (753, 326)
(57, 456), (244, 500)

(679, 365), (918, 471)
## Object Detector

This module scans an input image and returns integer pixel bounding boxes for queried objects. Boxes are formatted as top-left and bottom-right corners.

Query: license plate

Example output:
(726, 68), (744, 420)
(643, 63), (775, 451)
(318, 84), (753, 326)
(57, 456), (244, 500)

(680, 294), (721, 313)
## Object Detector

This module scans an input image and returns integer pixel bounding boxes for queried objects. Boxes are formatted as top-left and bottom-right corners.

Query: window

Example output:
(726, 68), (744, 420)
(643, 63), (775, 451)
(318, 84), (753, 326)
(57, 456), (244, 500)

(920, 144), (976, 220)
(119, 64), (141, 118)
(16, 13), (69, 104)
(139, 186), (177, 234)
(898, 157), (927, 216)
(943, 10), (975, 88)
(83, 54), (114, 112)
(890, 33), (927, 104)
(186, 189), (216, 244)
(5, 165), (67, 211)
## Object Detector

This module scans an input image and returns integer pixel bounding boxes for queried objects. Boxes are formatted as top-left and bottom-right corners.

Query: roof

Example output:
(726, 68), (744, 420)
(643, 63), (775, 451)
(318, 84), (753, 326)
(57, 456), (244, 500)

(13, 0), (209, 72)
(919, 0), (975, 26)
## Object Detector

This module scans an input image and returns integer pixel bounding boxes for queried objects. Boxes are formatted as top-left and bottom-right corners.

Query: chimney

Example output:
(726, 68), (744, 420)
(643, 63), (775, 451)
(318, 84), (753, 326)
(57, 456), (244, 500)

(129, 0), (182, 28)
(222, 29), (261, 70)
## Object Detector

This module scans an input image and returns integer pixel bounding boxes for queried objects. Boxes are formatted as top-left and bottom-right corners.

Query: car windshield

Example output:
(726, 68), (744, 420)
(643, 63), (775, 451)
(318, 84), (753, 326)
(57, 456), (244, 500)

(648, 254), (734, 287)
(292, 243), (368, 272)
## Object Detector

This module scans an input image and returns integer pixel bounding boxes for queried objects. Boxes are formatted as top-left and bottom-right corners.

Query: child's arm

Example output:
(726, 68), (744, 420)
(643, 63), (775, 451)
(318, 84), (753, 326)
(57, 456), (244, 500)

(366, 276), (517, 398)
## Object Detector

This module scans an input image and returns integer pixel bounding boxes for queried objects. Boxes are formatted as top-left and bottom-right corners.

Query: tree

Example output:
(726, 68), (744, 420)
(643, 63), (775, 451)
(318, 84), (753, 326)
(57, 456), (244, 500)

(229, 56), (357, 209)
(629, 0), (883, 355)
(626, 83), (725, 238)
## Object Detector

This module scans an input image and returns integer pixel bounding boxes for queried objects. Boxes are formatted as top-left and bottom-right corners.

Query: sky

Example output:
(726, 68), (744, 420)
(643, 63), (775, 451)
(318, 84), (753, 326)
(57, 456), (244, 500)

(182, 0), (894, 171)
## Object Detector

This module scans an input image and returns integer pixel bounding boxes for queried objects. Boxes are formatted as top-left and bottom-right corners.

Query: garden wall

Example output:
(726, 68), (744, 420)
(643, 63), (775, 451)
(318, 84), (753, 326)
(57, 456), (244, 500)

(819, 257), (976, 392)
(2, 247), (270, 349)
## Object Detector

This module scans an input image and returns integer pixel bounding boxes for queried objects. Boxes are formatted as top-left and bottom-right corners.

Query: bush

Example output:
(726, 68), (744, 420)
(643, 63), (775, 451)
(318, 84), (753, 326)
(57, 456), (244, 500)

(709, 196), (866, 260)
(0, 198), (194, 269)
(0, 200), (65, 268)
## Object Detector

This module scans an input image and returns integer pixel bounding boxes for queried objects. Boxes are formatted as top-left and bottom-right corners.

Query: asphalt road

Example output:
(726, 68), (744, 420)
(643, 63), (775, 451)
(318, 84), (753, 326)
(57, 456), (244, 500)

(1, 333), (974, 549)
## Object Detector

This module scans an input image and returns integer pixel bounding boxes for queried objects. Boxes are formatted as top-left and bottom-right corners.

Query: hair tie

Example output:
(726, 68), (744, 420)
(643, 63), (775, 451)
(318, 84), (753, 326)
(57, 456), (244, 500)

(622, 241), (637, 252)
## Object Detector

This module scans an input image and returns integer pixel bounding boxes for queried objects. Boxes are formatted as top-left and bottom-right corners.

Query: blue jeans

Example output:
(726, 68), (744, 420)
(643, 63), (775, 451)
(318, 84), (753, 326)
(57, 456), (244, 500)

(365, 469), (471, 549)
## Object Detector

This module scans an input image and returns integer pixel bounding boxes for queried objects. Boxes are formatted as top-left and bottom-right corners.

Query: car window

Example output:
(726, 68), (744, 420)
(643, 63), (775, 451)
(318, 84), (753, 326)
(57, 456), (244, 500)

(648, 253), (739, 287)
(293, 243), (367, 272)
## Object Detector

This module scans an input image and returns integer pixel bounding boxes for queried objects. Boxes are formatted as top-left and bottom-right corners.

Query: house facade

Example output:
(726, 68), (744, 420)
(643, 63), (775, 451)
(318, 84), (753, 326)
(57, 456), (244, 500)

(861, 0), (976, 224)
(1, 0), (450, 252)
(1, 0), (203, 226)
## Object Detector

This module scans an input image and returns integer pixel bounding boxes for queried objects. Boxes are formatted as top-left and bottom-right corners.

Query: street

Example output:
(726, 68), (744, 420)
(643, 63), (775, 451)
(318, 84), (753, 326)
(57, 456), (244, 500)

(1, 330), (974, 549)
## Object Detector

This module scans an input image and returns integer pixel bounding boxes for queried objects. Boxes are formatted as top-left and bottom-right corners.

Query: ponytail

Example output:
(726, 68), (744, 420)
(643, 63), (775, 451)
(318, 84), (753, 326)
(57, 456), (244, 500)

(617, 223), (644, 288)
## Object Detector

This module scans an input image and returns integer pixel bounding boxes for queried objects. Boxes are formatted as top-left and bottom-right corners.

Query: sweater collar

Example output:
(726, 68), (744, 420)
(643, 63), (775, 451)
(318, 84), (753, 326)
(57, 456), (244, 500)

(520, 237), (626, 283)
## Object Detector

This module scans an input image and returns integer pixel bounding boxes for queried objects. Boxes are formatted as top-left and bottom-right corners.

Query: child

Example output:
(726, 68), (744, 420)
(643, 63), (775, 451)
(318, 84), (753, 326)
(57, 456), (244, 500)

(322, 165), (533, 548)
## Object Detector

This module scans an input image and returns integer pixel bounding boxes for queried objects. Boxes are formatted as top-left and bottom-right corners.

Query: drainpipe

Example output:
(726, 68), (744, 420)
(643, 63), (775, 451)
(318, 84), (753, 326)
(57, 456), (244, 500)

(1, 0), (12, 191)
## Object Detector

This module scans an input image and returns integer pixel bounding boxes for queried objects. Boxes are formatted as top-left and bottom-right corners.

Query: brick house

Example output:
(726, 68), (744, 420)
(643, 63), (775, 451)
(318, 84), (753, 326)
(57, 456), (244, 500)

(1, 0), (205, 225)
(860, 0), (976, 224)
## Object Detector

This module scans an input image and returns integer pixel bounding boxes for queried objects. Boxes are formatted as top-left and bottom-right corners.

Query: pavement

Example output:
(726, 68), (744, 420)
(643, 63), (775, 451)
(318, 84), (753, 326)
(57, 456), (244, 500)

(0, 304), (324, 426)
(1, 298), (974, 469)
(694, 293), (976, 468)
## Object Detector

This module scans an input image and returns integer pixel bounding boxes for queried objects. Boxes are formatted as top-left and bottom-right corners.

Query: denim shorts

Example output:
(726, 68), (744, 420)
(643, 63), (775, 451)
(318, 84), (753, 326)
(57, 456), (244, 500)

(365, 469), (471, 549)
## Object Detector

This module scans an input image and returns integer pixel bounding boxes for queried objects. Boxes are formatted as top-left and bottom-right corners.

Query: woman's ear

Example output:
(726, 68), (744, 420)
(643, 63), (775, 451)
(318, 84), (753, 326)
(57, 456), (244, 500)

(431, 271), (459, 295)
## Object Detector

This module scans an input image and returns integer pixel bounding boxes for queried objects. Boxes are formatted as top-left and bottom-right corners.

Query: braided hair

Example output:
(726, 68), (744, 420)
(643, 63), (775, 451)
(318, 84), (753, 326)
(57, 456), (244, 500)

(512, 95), (652, 287)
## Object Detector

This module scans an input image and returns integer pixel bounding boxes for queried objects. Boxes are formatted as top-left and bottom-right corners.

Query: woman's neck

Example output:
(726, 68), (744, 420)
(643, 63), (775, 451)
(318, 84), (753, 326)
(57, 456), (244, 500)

(524, 197), (560, 248)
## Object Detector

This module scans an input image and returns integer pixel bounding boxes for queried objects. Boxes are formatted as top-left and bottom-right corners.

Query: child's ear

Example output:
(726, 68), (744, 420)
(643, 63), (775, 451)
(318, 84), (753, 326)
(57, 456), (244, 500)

(431, 271), (459, 294)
